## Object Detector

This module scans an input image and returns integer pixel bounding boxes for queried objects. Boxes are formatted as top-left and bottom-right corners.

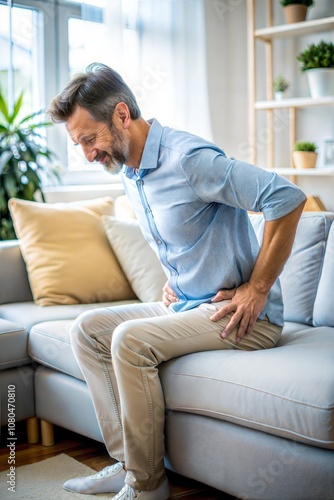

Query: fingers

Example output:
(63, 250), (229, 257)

(210, 304), (257, 343)
(211, 289), (235, 303)
(162, 281), (179, 306)
(210, 283), (265, 342)
(221, 313), (256, 343)
(209, 303), (234, 322)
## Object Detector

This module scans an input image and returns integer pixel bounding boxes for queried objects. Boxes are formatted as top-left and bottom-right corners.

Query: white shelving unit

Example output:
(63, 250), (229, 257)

(255, 16), (334, 41)
(270, 167), (334, 176)
(247, 1), (334, 209)
(255, 96), (334, 110)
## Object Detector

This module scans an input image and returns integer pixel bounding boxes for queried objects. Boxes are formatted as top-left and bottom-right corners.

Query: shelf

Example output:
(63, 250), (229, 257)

(247, 0), (334, 211)
(255, 96), (334, 110)
(255, 16), (334, 41)
(268, 167), (334, 176)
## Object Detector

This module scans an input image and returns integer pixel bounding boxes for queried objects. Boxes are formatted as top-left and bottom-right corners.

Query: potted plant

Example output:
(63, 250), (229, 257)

(297, 40), (334, 98)
(0, 90), (60, 240)
(273, 75), (290, 100)
(293, 141), (318, 168)
(280, 0), (314, 24)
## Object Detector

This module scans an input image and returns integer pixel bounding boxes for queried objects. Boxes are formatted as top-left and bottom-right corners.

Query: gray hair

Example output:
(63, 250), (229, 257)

(48, 62), (141, 124)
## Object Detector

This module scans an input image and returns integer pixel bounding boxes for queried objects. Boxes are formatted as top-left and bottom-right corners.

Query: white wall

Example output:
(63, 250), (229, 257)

(204, 0), (249, 160)
(204, 0), (334, 211)
(43, 183), (125, 204)
(47, 0), (334, 210)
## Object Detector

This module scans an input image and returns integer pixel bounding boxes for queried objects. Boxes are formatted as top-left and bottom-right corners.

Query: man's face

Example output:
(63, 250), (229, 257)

(66, 105), (129, 175)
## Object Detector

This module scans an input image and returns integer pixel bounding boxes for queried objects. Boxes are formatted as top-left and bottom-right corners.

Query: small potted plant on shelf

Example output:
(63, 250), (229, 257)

(297, 40), (334, 98)
(273, 75), (290, 100)
(280, 0), (314, 24)
(0, 90), (60, 240)
(293, 140), (318, 169)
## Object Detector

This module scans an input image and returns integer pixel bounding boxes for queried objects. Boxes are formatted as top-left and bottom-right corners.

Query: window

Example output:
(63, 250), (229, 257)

(0, 3), (42, 117)
(1, 0), (211, 185)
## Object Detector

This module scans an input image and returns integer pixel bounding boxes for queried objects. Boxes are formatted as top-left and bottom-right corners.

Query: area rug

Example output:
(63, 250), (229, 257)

(0, 453), (114, 500)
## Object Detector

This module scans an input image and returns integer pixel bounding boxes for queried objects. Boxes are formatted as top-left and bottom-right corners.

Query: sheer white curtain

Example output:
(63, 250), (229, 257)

(103, 0), (212, 141)
(67, 0), (212, 173)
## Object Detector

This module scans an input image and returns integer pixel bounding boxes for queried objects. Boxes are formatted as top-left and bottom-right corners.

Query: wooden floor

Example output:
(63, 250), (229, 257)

(0, 421), (236, 499)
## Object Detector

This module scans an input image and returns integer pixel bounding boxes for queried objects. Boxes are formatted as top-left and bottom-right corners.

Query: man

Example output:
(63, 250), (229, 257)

(48, 62), (306, 500)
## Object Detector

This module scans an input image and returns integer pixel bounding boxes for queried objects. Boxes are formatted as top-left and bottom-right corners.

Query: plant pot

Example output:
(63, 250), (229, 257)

(274, 91), (285, 101)
(306, 68), (334, 98)
(283, 5), (307, 24)
(293, 151), (317, 169)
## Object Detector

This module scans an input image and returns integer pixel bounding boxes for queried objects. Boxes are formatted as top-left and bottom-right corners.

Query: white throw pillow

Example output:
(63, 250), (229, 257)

(102, 216), (167, 302)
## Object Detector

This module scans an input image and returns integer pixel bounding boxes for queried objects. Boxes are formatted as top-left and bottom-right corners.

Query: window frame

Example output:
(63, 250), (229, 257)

(1, 0), (119, 185)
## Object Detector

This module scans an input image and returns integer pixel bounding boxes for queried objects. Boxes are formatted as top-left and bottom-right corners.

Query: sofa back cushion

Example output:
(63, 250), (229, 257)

(0, 240), (33, 304)
(313, 221), (334, 326)
(249, 212), (334, 324)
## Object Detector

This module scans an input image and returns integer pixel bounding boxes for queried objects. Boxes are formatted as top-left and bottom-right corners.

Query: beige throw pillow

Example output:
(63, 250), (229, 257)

(9, 197), (135, 306)
(102, 216), (167, 302)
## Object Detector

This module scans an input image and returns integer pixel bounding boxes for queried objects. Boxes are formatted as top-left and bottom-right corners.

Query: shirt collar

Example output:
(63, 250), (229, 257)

(123, 118), (163, 179)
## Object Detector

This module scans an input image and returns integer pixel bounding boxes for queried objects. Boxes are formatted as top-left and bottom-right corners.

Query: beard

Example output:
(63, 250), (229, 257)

(99, 125), (130, 175)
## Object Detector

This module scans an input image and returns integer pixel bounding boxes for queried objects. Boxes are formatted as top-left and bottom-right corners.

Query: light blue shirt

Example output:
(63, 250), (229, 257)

(121, 119), (306, 326)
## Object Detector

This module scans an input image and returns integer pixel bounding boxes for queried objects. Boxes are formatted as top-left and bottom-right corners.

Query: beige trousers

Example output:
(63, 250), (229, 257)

(70, 300), (282, 491)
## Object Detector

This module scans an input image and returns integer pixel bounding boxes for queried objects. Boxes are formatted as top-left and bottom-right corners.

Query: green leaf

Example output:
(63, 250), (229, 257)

(22, 182), (37, 201)
(27, 120), (53, 130)
(11, 92), (24, 123)
(0, 124), (9, 134)
(0, 89), (60, 239)
(297, 40), (334, 71)
(3, 172), (18, 198)
(0, 217), (16, 241)
(25, 165), (42, 188)
(294, 141), (317, 152)
(0, 150), (13, 174)
(0, 92), (10, 123)
(18, 109), (44, 125)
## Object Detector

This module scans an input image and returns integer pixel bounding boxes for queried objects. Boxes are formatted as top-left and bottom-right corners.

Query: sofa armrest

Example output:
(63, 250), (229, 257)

(0, 240), (33, 304)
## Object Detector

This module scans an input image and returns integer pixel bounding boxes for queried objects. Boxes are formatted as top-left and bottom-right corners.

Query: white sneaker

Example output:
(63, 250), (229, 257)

(113, 478), (170, 500)
(63, 462), (126, 494)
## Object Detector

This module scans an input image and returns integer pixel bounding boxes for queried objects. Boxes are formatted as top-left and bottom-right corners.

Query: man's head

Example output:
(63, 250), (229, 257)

(48, 63), (142, 173)
(48, 62), (141, 124)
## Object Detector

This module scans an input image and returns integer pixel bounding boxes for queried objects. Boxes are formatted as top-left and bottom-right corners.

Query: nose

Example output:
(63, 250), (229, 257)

(81, 144), (96, 163)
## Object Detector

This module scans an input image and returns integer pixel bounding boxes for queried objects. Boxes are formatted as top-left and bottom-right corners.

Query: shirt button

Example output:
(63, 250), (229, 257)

(137, 179), (143, 186)
(157, 239), (162, 245)
(145, 208), (151, 213)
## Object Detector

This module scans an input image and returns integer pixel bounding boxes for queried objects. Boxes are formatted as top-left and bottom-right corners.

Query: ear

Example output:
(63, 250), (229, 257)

(113, 102), (131, 129)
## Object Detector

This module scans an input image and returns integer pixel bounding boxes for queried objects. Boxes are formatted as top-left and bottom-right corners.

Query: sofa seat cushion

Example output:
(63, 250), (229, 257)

(0, 319), (30, 369)
(29, 320), (84, 380)
(160, 327), (334, 449)
(28, 300), (140, 379)
(0, 300), (140, 333)
(282, 321), (313, 335)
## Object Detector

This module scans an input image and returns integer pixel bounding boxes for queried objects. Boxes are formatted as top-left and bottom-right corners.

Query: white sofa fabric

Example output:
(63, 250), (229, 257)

(0, 211), (333, 499)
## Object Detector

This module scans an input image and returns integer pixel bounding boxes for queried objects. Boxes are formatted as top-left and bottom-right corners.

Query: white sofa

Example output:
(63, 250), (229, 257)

(0, 206), (333, 500)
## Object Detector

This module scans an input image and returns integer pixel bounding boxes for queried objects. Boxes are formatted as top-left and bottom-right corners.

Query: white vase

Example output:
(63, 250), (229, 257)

(274, 91), (284, 101)
(306, 68), (334, 98)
